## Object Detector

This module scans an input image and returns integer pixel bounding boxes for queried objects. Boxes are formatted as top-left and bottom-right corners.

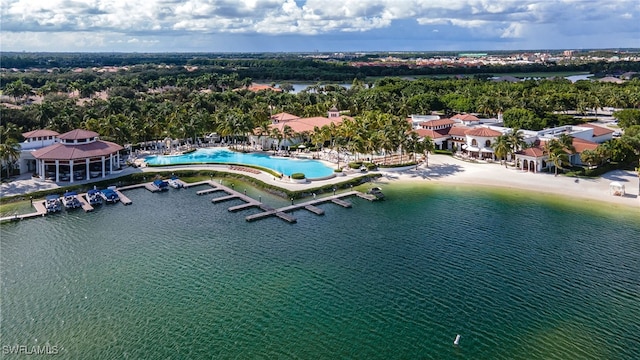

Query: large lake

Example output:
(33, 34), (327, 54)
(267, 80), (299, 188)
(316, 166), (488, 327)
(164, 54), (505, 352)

(1, 182), (638, 359)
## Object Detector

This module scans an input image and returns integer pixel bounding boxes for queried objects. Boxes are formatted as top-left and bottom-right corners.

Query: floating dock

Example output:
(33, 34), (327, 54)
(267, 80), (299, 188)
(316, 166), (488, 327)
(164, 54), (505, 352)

(189, 179), (372, 223)
(115, 190), (132, 205)
(78, 194), (94, 212)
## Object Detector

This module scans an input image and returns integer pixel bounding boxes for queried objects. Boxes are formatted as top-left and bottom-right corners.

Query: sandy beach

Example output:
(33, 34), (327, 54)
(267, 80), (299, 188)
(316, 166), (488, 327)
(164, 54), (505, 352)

(374, 154), (639, 209)
(2, 153), (639, 211)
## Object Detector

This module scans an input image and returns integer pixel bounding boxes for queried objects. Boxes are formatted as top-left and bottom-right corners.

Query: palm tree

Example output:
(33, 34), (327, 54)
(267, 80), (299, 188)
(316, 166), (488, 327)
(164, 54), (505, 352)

(545, 139), (570, 176)
(507, 129), (526, 162)
(421, 136), (435, 167)
(493, 134), (511, 168)
(0, 138), (21, 179)
(269, 127), (283, 154)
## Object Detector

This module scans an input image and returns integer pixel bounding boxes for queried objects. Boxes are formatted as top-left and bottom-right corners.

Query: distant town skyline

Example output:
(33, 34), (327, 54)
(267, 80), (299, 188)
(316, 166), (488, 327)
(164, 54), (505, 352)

(1, 0), (639, 53)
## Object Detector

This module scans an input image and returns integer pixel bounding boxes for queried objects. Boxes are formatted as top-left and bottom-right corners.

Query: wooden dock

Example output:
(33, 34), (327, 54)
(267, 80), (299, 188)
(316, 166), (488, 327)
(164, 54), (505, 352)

(144, 183), (160, 192)
(115, 190), (132, 205)
(211, 194), (239, 203)
(0, 200), (48, 223)
(78, 194), (95, 212)
(197, 187), (223, 195)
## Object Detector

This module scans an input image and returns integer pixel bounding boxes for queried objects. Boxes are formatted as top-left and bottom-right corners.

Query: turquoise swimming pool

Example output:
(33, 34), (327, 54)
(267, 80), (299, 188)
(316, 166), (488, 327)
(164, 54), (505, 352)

(144, 148), (335, 178)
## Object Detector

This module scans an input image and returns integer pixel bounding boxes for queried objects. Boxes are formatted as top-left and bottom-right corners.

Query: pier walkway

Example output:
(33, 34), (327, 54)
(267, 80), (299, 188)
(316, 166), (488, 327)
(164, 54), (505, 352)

(188, 180), (376, 223)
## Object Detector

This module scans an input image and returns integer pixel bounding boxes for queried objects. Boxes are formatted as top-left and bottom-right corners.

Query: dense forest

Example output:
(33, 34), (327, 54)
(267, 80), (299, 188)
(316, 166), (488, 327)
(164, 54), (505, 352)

(1, 53), (640, 179)
(3, 52), (640, 82)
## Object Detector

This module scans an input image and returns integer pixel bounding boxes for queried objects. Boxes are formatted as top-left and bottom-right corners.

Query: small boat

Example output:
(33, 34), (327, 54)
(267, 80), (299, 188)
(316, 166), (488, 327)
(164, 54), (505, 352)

(366, 187), (385, 200)
(167, 176), (183, 189)
(100, 188), (120, 203)
(153, 179), (170, 192)
(454, 334), (461, 346)
(45, 194), (62, 213)
(61, 191), (82, 209)
(86, 189), (103, 206)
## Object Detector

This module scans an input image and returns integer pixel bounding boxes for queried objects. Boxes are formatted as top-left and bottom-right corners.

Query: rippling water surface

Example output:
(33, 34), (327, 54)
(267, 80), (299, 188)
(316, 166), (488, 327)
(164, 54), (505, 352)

(1, 184), (639, 359)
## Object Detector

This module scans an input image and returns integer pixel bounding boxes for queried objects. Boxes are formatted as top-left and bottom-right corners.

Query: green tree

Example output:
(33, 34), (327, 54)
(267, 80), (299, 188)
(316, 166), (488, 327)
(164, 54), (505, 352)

(0, 138), (21, 179)
(613, 109), (640, 129)
(493, 134), (511, 167)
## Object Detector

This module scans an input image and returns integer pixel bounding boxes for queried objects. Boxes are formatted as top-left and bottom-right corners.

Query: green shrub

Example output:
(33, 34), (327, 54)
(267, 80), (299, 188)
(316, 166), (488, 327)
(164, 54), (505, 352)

(291, 173), (306, 180)
(434, 150), (453, 155)
(334, 168), (343, 172)
(378, 162), (416, 168)
(348, 162), (362, 169)
(364, 162), (377, 170)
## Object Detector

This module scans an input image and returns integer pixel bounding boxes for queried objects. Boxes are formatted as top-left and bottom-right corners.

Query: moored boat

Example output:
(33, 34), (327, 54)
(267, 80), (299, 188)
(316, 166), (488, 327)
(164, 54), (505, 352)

(153, 179), (170, 191)
(86, 189), (103, 206)
(100, 188), (120, 203)
(45, 195), (62, 213)
(62, 191), (82, 209)
(367, 187), (385, 200)
(168, 176), (183, 189)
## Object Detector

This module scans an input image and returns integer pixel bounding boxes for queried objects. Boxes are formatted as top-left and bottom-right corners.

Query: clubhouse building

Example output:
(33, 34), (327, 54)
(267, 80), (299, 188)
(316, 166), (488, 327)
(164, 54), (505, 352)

(20, 129), (123, 183)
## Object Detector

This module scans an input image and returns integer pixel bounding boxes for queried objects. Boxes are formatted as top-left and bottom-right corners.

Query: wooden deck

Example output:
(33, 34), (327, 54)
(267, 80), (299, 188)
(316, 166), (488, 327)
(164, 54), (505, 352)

(0, 200), (48, 223)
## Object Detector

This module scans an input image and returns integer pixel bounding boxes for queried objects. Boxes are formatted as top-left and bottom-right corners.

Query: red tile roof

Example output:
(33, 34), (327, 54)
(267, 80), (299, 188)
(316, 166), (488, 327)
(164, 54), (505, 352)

(518, 147), (546, 157)
(448, 126), (470, 136)
(415, 129), (449, 139)
(269, 116), (347, 134)
(59, 129), (99, 140)
(572, 137), (598, 153)
(419, 118), (456, 128)
(22, 129), (60, 138)
(270, 112), (300, 122)
(32, 141), (123, 160)
(465, 127), (502, 137)
(581, 123), (615, 137)
(246, 84), (282, 92)
(452, 114), (480, 121)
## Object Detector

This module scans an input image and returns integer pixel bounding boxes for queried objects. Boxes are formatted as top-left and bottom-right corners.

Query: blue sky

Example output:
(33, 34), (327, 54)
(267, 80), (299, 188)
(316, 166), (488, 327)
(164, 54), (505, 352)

(1, 0), (638, 53)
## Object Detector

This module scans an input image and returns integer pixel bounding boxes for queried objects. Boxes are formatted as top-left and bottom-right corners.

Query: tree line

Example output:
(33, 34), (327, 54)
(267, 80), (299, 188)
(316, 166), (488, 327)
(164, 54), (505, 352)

(1, 69), (639, 178)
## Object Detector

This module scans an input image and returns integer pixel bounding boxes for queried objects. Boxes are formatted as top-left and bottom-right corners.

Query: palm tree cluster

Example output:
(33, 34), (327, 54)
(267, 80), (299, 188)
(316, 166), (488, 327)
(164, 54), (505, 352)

(0, 124), (22, 179)
(545, 134), (576, 176)
(491, 129), (527, 167)
(2, 70), (640, 175)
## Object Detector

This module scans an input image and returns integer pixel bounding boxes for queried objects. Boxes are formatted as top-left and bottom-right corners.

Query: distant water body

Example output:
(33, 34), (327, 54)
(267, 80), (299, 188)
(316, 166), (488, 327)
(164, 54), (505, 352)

(1, 183), (638, 359)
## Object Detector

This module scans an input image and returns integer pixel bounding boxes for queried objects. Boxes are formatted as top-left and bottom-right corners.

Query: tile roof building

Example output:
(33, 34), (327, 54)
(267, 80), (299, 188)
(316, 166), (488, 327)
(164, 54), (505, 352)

(22, 129), (123, 183)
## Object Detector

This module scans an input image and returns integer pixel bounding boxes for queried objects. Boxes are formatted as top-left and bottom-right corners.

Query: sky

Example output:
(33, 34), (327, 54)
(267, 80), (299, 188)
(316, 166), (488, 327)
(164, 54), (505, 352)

(1, 0), (639, 53)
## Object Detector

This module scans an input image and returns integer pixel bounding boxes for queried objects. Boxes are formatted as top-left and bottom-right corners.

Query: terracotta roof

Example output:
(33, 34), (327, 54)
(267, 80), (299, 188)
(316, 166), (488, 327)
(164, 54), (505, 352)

(246, 84), (282, 92)
(269, 116), (347, 134)
(32, 140), (123, 160)
(419, 118), (456, 128)
(452, 114), (480, 121)
(22, 129), (60, 138)
(270, 112), (300, 122)
(581, 123), (615, 137)
(518, 147), (546, 157)
(415, 129), (449, 139)
(448, 126), (470, 136)
(465, 127), (502, 137)
(59, 129), (99, 140)
(572, 137), (598, 153)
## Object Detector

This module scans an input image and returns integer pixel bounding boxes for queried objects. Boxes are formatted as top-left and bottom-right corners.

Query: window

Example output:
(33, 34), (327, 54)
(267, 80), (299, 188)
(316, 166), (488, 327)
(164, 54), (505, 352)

(485, 140), (491, 147)
(471, 139), (477, 146)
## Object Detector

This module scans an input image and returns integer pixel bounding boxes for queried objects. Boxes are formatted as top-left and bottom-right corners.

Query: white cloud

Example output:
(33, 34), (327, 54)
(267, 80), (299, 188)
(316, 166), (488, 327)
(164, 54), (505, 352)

(0, 0), (638, 51)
